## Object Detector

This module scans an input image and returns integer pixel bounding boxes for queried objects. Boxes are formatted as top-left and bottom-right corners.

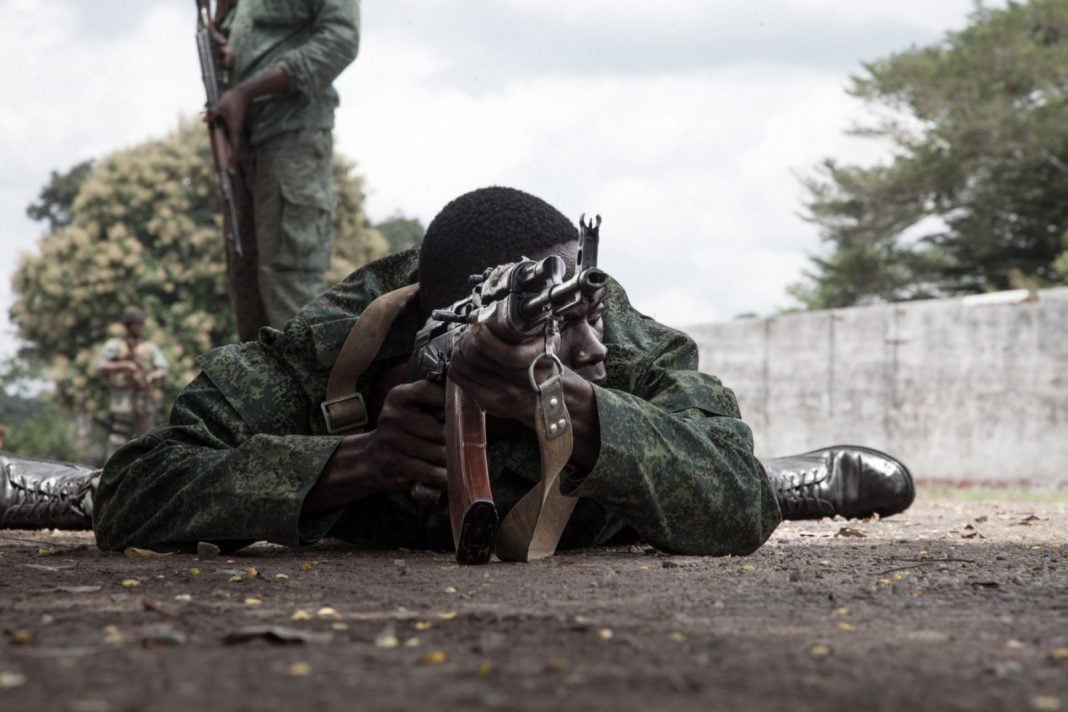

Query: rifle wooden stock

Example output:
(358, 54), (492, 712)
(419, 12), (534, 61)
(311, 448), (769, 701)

(444, 378), (497, 565)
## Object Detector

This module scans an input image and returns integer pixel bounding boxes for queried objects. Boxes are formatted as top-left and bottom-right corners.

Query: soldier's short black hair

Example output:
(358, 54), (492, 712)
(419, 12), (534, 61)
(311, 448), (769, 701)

(418, 186), (578, 311)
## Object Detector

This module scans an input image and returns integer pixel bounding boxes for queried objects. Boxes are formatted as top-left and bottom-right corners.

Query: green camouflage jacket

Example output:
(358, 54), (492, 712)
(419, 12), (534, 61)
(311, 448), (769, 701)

(93, 250), (781, 555)
(225, 0), (360, 146)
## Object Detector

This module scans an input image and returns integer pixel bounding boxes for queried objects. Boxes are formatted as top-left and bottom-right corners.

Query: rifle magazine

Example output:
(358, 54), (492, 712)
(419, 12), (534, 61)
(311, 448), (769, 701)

(455, 500), (498, 565)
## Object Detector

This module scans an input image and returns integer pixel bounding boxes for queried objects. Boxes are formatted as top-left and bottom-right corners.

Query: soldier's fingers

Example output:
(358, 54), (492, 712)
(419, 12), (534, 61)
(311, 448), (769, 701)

(447, 371), (536, 424)
(377, 386), (445, 437)
(417, 462), (448, 490)
(408, 411), (447, 445)
(410, 482), (443, 503)
(389, 380), (445, 411)
(391, 457), (447, 492)
(376, 406), (445, 448)
(401, 439), (447, 468)
(444, 364), (501, 406)
(457, 325), (540, 372)
(368, 426), (446, 474)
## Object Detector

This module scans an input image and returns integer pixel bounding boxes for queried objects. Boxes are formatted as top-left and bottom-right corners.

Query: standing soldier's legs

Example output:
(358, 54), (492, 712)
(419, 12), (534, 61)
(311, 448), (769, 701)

(105, 388), (137, 460)
(106, 411), (134, 460)
(227, 140), (271, 343)
(253, 129), (334, 329)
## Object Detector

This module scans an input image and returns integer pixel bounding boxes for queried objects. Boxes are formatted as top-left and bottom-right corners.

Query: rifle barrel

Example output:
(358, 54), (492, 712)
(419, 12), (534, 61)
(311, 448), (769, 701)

(520, 267), (607, 319)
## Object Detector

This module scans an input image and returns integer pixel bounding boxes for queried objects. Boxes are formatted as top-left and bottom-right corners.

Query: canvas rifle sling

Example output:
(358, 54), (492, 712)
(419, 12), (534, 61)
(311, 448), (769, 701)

(321, 283), (420, 434)
(494, 370), (578, 562)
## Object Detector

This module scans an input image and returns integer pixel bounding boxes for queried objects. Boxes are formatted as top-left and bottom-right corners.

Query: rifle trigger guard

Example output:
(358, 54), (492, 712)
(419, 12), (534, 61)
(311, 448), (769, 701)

(527, 353), (564, 394)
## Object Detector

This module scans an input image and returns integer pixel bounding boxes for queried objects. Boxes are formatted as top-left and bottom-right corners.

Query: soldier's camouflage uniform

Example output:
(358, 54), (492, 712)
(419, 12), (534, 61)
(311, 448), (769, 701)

(223, 0), (361, 341)
(93, 250), (782, 555)
(93, 337), (168, 459)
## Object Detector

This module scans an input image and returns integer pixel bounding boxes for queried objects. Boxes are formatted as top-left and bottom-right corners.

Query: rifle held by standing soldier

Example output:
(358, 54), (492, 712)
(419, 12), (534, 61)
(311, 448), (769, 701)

(195, 0), (243, 257)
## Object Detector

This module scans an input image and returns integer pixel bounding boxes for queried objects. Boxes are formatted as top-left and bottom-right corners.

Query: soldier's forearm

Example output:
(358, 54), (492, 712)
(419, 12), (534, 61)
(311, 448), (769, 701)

(96, 360), (135, 375)
(560, 371), (601, 470)
(301, 432), (398, 516)
(234, 65), (292, 101)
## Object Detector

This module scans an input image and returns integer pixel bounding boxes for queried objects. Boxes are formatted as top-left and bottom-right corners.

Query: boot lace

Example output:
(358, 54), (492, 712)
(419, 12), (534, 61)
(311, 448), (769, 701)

(2, 470), (90, 525)
(775, 466), (835, 518)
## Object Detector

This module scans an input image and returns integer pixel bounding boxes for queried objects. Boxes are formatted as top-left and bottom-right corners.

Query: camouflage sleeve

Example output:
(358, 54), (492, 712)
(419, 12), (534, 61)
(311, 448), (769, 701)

(276, 0), (360, 99)
(560, 285), (782, 556)
(92, 366), (343, 553)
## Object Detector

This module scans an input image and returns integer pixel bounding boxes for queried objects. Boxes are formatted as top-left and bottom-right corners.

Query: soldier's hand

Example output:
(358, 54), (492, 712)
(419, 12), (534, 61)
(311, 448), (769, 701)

(447, 324), (561, 428)
(345, 380), (447, 494)
(207, 86), (250, 172)
(307, 381), (447, 516)
(210, 28), (235, 71)
(447, 321), (604, 469)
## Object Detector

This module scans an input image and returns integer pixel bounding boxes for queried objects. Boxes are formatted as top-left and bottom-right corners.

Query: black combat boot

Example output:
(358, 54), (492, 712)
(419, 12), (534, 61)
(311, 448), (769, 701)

(763, 445), (915, 520)
(0, 451), (96, 530)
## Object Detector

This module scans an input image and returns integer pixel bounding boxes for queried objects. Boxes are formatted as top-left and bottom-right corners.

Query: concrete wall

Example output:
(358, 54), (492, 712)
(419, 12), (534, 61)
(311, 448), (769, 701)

(688, 287), (1068, 486)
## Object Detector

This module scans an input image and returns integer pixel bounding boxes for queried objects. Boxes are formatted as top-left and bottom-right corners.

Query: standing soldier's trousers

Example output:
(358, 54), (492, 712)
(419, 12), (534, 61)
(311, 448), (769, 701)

(227, 129), (335, 342)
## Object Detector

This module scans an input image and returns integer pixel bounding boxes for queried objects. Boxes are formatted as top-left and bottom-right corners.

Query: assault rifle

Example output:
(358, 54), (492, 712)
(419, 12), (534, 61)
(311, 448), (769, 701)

(194, 0), (243, 257)
(411, 216), (607, 564)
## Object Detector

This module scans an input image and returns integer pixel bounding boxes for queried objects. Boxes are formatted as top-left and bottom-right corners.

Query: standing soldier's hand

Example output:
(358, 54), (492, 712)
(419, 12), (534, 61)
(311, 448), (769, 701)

(208, 86), (250, 173)
(210, 28), (235, 71)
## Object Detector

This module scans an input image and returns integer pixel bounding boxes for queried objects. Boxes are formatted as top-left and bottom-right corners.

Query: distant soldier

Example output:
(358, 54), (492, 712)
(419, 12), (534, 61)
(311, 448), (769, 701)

(0, 424), (6, 450)
(92, 307), (168, 459)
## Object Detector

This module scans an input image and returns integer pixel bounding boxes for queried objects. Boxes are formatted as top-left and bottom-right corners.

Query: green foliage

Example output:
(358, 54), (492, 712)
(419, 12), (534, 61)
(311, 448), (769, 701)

(11, 119), (388, 425)
(793, 0), (1068, 310)
(25, 159), (95, 231)
(326, 154), (390, 285)
(1054, 244), (1068, 279)
(375, 212), (425, 254)
(0, 390), (85, 463)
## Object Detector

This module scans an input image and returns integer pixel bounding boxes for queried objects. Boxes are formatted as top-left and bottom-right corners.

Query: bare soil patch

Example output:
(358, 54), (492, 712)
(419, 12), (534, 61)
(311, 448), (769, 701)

(2, 492), (1066, 712)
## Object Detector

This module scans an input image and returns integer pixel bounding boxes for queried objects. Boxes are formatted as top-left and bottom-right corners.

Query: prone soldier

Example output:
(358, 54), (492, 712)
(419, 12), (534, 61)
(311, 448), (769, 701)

(1, 188), (912, 554)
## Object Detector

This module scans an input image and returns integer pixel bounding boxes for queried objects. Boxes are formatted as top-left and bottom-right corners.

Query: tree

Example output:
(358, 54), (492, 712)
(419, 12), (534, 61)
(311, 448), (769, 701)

(791, 0), (1068, 310)
(375, 211), (425, 254)
(25, 159), (95, 231)
(326, 155), (391, 284)
(11, 119), (388, 425)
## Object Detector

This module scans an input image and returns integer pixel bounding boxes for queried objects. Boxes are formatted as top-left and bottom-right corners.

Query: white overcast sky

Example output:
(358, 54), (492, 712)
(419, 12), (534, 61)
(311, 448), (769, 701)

(0, 0), (995, 362)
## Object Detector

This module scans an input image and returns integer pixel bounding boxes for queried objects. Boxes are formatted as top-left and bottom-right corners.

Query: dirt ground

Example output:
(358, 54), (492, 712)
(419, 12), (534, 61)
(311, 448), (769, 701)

(1, 489), (1066, 712)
